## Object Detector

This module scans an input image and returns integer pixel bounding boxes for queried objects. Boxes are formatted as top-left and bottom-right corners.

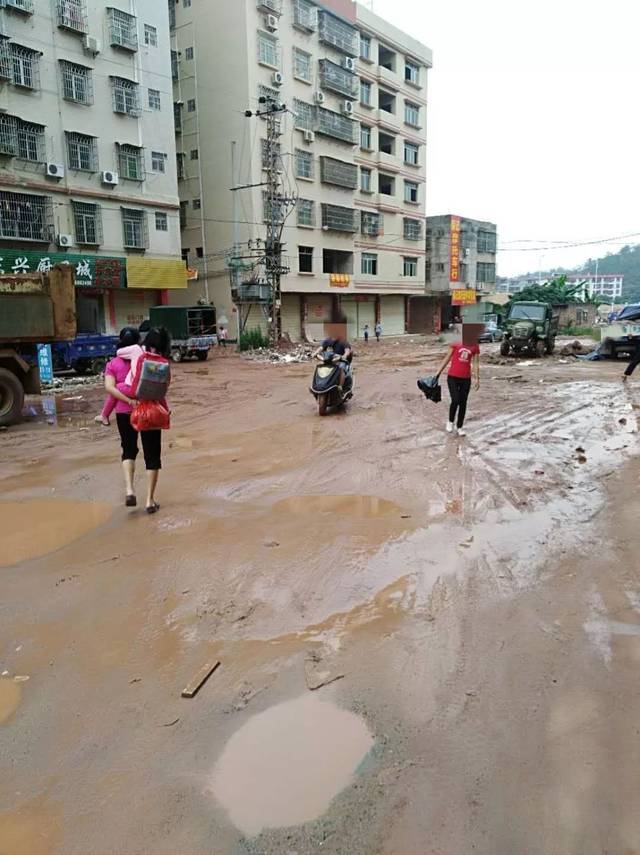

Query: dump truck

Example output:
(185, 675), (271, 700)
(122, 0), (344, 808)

(0, 265), (76, 426)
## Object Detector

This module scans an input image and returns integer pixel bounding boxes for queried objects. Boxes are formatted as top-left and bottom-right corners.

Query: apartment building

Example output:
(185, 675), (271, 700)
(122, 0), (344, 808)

(0, 0), (184, 335)
(498, 273), (624, 301)
(171, 0), (431, 341)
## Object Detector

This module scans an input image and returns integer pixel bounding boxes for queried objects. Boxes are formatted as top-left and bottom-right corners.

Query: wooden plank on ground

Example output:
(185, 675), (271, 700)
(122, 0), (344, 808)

(181, 661), (221, 699)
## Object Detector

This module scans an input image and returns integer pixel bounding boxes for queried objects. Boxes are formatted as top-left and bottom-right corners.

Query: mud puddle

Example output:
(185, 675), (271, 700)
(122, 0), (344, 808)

(210, 693), (373, 836)
(0, 498), (112, 567)
(273, 494), (403, 518)
(0, 678), (21, 725)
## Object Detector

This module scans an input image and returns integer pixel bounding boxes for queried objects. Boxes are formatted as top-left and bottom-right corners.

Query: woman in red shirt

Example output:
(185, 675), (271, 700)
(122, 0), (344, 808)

(436, 341), (480, 436)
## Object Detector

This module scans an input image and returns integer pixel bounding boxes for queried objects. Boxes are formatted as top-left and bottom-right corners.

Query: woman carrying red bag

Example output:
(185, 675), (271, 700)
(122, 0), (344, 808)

(104, 327), (171, 514)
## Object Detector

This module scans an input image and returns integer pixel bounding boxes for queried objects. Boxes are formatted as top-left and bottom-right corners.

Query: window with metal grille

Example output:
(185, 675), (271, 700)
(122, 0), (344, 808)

(0, 115), (18, 156)
(117, 143), (143, 180)
(404, 180), (419, 203)
(168, 0), (176, 28)
(258, 32), (279, 68)
(262, 192), (286, 225)
(297, 199), (314, 227)
(11, 44), (40, 90)
(361, 252), (377, 275)
(257, 0), (282, 12)
(379, 173), (395, 196)
(72, 201), (102, 245)
(299, 246), (313, 273)
(360, 168), (372, 193)
(111, 77), (141, 116)
(293, 48), (311, 82)
(148, 88), (161, 110)
(144, 24), (157, 46)
(185, 46), (194, 60)
(0, 41), (11, 81)
(60, 60), (92, 104)
(403, 218), (422, 241)
(57, 0), (88, 32)
(361, 211), (382, 236)
(316, 107), (355, 144)
(0, 191), (52, 242)
(122, 208), (147, 248)
(5, 0), (34, 13)
(321, 203), (358, 233)
(360, 80), (372, 106)
(360, 34), (371, 61)
(155, 212), (168, 231)
(294, 149), (313, 180)
(405, 60), (420, 86)
(319, 60), (358, 99)
(477, 230), (497, 253)
(176, 152), (185, 179)
(66, 132), (97, 171)
(404, 141), (419, 166)
(320, 156), (358, 189)
(108, 8), (138, 51)
(187, 98), (196, 112)
(404, 101), (420, 127)
(179, 201), (187, 228)
(173, 102), (183, 133)
(403, 256), (418, 277)
(293, 99), (314, 131)
(17, 119), (45, 161)
(171, 50), (179, 80)
(151, 151), (167, 172)
(477, 262), (496, 283)
(318, 10), (358, 56)
(190, 149), (198, 160)
(360, 124), (372, 149)
(192, 198), (201, 210)
(293, 0), (317, 31)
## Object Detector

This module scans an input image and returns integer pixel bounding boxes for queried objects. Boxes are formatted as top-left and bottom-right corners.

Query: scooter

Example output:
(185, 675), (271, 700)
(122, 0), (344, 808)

(310, 349), (354, 416)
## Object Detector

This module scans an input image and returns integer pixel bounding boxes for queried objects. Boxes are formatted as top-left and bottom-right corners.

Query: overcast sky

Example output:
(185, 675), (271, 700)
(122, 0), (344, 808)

(369, 0), (640, 276)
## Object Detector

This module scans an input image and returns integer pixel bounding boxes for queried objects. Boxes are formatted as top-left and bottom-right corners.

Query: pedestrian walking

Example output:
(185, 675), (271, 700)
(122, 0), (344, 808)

(219, 326), (229, 353)
(103, 327), (171, 513)
(363, 324), (370, 344)
(374, 321), (382, 342)
(622, 334), (640, 382)
(94, 326), (139, 426)
(435, 338), (480, 437)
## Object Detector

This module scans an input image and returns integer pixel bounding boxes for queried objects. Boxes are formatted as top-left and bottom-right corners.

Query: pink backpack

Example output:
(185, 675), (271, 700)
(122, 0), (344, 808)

(130, 352), (170, 401)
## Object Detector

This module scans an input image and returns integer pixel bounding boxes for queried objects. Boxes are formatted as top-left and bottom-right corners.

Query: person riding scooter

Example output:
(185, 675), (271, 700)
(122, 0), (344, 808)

(315, 337), (353, 390)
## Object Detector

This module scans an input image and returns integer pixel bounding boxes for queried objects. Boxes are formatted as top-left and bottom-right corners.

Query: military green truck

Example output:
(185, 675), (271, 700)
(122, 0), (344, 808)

(0, 265), (76, 426)
(500, 301), (559, 357)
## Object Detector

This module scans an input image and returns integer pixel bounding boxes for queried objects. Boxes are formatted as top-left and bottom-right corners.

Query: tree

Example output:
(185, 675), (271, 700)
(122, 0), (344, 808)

(508, 275), (601, 307)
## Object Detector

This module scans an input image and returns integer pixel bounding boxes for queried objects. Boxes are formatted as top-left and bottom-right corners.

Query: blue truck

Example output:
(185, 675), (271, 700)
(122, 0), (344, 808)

(52, 333), (119, 375)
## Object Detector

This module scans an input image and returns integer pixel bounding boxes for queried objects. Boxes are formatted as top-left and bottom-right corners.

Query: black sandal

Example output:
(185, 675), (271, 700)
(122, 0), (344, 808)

(146, 501), (160, 514)
(125, 495), (137, 507)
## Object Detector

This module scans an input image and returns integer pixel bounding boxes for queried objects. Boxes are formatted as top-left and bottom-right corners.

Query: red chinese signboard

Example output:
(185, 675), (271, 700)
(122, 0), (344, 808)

(449, 216), (461, 284)
(451, 289), (477, 306)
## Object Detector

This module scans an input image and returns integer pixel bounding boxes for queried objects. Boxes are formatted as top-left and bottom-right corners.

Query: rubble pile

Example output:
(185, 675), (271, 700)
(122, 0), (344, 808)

(559, 340), (596, 357)
(41, 375), (102, 393)
(243, 345), (315, 364)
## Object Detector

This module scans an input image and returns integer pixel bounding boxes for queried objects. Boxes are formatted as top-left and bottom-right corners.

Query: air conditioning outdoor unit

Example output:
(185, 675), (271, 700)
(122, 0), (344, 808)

(57, 234), (74, 248)
(102, 170), (119, 186)
(303, 130), (315, 144)
(46, 162), (64, 179)
(342, 57), (356, 72)
(83, 35), (101, 54)
(313, 91), (325, 104)
(341, 100), (354, 116)
(265, 14), (278, 31)
(271, 71), (283, 86)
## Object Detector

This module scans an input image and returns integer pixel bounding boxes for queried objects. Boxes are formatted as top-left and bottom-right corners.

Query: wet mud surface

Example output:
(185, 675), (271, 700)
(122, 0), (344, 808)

(1, 341), (640, 854)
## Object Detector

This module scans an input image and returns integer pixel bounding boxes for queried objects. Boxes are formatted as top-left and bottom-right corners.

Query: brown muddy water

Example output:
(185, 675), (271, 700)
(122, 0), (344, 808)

(0, 499), (112, 567)
(0, 679), (21, 725)
(273, 494), (403, 518)
(210, 693), (373, 836)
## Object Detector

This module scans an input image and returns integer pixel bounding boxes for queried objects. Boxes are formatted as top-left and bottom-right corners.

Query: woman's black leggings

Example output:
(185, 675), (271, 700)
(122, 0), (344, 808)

(116, 413), (162, 470)
(447, 376), (472, 428)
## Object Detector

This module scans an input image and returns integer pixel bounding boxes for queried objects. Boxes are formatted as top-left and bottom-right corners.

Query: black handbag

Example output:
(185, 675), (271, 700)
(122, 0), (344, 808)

(417, 372), (442, 403)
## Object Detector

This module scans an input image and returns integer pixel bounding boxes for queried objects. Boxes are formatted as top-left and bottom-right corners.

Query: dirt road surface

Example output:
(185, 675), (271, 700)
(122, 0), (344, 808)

(1, 340), (640, 855)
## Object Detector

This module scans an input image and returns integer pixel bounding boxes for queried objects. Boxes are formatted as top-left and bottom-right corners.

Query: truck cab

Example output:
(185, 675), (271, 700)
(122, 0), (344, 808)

(500, 301), (559, 358)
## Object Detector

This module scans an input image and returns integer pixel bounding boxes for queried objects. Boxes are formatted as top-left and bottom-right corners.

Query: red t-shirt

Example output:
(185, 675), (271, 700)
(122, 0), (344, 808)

(448, 343), (479, 379)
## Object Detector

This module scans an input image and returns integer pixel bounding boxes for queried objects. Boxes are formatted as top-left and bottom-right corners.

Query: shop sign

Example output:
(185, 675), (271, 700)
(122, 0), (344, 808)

(449, 216), (461, 283)
(451, 289), (477, 306)
(0, 250), (125, 288)
(37, 344), (53, 382)
(329, 274), (350, 288)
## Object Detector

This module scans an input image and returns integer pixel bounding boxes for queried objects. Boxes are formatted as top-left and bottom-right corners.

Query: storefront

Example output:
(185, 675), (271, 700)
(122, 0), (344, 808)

(341, 296), (376, 342)
(379, 295), (406, 336)
(281, 293), (301, 342)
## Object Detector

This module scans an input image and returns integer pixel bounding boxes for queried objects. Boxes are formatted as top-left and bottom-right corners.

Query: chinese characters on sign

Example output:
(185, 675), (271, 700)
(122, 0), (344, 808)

(37, 344), (54, 383)
(329, 274), (350, 288)
(451, 289), (477, 307)
(0, 251), (125, 288)
(449, 216), (461, 284)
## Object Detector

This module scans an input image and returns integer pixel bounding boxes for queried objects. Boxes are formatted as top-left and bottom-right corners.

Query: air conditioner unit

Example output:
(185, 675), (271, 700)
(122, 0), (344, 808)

(265, 14), (278, 31)
(303, 129), (315, 144)
(342, 57), (356, 72)
(271, 71), (283, 87)
(46, 162), (64, 179)
(313, 91), (325, 104)
(341, 100), (355, 116)
(57, 234), (74, 248)
(83, 35), (101, 55)
(102, 170), (119, 186)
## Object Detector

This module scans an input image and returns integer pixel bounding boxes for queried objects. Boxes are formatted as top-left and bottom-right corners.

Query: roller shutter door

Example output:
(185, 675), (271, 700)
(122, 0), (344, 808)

(305, 294), (332, 342)
(381, 295), (405, 336)
(281, 294), (301, 341)
(358, 299), (376, 339)
(341, 298), (358, 341)
(112, 289), (160, 333)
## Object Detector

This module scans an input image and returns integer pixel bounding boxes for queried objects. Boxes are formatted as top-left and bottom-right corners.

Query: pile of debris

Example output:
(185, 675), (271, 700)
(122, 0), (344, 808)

(559, 340), (596, 358)
(243, 344), (315, 364)
(42, 374), (102, 392)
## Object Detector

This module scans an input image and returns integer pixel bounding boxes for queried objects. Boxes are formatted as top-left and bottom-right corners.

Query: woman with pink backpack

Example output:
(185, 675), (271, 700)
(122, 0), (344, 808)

(103, 327), (171, 514)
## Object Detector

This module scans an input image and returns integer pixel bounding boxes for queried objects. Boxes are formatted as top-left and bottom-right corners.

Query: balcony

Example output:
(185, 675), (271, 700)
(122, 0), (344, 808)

(377, 66), (400, 91)
(319, 59), (358, 99)
(293, 0), (317, 31)
(318, 10), (358, 57)
(315, 107), (356, 144)
(57, 0), (88, 33)
(320, 156), (358, 189)
(375, 108), (402, 133)
(376, 151), (401, 172)
(108, 8), (138, 52)
(322, 204), (359, 233)
(5, 0), (34, 14)
(257, 0), (282, 13)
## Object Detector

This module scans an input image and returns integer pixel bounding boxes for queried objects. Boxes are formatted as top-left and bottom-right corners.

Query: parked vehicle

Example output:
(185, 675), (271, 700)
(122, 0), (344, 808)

(143, 306), (217, 362)
(0, 264), (76, 426)
(310, 348), (354, 416)
(500, 301), (559, 357)
(478, 322), (504, 343)
(52, 333), (119, 375)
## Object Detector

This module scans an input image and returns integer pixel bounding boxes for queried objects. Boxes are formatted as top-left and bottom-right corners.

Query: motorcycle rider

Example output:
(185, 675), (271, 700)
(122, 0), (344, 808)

(314, 336), (353, 391)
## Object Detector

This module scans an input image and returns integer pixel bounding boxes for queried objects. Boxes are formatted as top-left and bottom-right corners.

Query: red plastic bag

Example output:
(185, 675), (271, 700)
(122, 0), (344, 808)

(130, 400), (171, 432)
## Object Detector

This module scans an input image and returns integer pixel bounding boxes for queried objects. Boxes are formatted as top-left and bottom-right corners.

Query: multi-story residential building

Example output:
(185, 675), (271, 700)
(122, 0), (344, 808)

(498, 273), (623, 302)
(171, 0), (431, 341)
(0, 0), (184, 335)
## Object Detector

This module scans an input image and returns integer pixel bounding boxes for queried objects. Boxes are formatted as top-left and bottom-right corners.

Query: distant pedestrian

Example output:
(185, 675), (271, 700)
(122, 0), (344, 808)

(374, 321), (382, 342)
(219, 326), (228, 352)
(363, 324), (370, 344)
(435, 338), (480, 437)
(622, 334), (640, 382)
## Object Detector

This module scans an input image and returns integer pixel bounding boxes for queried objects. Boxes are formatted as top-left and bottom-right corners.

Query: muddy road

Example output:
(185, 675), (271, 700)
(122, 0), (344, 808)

(1, 340), (640, 855)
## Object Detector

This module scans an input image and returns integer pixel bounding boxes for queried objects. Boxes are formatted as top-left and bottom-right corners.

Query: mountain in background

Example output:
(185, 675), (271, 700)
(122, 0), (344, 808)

(510, 244), (640, 303)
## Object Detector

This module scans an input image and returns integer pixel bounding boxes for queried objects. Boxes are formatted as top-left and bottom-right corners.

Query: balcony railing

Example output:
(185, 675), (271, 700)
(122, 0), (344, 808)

(319, 59), (358, 99)
(321, 203), (359, 233)
(0, 191), (53, 242)
(318, 10), (358, 56)
(5, 0), (34, 14)
(293, 0), (317, 31)
(315, 107), (356, 144)
(57, 0), (88, 33)
(108, 8), (138, 52)
(320, 156), (358, 189)
(403, 218), (423, 241)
